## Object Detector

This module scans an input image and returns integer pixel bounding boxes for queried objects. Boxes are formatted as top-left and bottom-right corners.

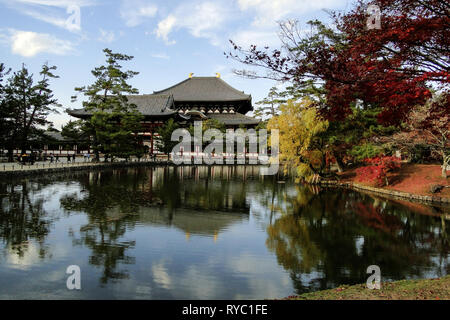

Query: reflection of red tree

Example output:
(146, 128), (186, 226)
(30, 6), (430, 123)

(354, 202), (402, 234)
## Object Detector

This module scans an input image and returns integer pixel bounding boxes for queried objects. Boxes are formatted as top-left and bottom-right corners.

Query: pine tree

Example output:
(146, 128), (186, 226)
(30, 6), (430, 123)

(72, 48), (144, 161)
(2, 63), (59, 159)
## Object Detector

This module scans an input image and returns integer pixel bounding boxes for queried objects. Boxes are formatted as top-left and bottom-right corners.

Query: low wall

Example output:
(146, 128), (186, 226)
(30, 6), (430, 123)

(0, 161), (172, 178)
(320, 180), (450, 204)
(0, 161), (263, 178)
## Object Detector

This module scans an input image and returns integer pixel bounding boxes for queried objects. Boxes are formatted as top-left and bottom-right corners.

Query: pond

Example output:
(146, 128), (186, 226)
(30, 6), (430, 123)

(0, 166), (448, 299)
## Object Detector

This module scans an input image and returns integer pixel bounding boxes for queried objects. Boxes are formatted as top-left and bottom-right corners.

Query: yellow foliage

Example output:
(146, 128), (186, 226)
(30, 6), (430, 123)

(268, 98), (328, 181)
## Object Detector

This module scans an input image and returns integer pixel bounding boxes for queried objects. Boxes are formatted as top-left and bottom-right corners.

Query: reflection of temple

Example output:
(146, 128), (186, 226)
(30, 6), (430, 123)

(84, 166), (256, 241)
(139, 207), (247, 240)
(100, 205), (247, 241)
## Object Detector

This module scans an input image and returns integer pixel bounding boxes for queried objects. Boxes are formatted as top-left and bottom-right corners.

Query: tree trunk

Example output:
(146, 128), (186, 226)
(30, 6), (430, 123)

(7, 147), (13, 162)
(442, 151), (449, 179)
(335, 156), (344, 173)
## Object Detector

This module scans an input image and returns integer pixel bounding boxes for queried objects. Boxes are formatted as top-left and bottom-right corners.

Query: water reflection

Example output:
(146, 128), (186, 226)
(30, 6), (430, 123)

(0, 166), (448, 298)
(0, 180), (56, 265)
(264, 185), (449, 293)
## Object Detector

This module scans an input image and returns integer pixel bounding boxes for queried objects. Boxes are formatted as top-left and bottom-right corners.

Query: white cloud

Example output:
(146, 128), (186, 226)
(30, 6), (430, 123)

(151, 52), (170, 60)
(155, 14), (176, 45)
(4, 29), (75, 57)
(229, 0), (347, 49)
(98, 28), (115, 43)
(13, 0), (94, 7)
(237, 0), (349, 27)
(2, 0), (96, 32)
(154, 1), (229, 45)
(120, 0), (158, 27)
(229, 29), (280, 48)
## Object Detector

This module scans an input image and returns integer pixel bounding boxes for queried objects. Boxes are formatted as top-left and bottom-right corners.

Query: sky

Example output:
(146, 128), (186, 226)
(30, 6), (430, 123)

(0, 0), (352, 129)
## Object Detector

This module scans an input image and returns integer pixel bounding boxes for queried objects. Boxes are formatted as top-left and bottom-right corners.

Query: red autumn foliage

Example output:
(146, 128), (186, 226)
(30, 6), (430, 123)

(355, 156), (402, 186)
(228, 0), (449, 125)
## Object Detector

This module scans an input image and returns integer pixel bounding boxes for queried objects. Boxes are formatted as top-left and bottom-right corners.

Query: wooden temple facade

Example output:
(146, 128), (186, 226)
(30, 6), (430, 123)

(67, 75), (260, 155)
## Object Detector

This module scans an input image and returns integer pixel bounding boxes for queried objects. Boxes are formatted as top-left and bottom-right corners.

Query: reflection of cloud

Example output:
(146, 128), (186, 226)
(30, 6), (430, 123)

(151, 262), (172, 290)
(5, 242), (42, 270)
(177, 265), (222, 299)
(228, 253), (292, 299)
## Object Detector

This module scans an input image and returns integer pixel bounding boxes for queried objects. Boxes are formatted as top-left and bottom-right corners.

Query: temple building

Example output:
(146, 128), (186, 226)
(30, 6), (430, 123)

(67, 74), (259, 154)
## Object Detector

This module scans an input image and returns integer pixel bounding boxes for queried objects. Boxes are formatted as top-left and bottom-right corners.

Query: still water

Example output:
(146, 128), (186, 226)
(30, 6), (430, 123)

(0, 166), (448, 299)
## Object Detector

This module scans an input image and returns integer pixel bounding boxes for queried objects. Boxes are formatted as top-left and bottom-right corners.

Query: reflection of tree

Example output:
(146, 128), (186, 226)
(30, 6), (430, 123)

(0, 180), (52, 259)
(60, 166), (254, 284)
(154, 167), (249, 213)
(266, 187), (450, 294)
(61, 170), (140, 285)
(76, 221), (136, 284)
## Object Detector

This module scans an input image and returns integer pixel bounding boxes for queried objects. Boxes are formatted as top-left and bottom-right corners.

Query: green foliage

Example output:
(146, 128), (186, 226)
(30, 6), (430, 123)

(61, 120), (89, 142)
(268, 99), (329, 181)
(254, 86), (286, 118)
(155, 119), (180, 156)
(72, 48), (144, 161)
(202, 119), (226, 132)
(409, 144), (432, 164)
(349, 143), (383, 162)
(1, 63), (60, 156)
(321, 105), (397, 168)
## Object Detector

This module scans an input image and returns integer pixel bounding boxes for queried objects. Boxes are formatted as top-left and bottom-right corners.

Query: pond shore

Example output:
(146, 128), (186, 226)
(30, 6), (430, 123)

(0, 159), (171, 177)
(0, 160), (264, 177)
(320, 164), (450, 204)
(284, 276), (450, 300)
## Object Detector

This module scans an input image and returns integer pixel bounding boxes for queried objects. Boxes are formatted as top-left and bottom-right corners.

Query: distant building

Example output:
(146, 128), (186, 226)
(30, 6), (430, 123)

(67, 75), (260, 155)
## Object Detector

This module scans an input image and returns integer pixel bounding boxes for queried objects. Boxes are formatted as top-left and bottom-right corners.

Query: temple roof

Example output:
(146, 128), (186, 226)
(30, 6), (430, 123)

(153, 77), (252, 103)
(67, 94), (177, 118)
(207, 112), (260, 126)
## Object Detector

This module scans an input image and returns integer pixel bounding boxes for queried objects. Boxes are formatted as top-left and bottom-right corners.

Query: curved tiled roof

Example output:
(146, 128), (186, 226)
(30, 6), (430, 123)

(67, 94), (176, 117)
(153, 77), (252, 102)
(207, 112), (260, 126)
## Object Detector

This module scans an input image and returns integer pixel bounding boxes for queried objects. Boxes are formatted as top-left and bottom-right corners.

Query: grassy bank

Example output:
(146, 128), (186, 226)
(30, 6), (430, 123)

(285, 276), (449, 300)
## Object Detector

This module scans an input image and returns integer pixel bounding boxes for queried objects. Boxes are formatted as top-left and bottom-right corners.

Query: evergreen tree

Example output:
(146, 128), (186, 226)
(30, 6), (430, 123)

(154, 118), (180, 159)
(2, 63), (59, 160)
(72, 48), (144, 161)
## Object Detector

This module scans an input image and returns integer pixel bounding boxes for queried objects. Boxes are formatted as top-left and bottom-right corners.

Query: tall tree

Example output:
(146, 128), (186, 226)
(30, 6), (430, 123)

(154, 118), (179, 159)
(2, 63), (59, 159)
(228, 0), (449, 125)
(61, 119), (90, 149)
(267, 98), (329, 183)
(0, 63), (11, 157)
(409, 95), (450, 178)
(72, 48), (143, 161)
(253, 86), (286, 119)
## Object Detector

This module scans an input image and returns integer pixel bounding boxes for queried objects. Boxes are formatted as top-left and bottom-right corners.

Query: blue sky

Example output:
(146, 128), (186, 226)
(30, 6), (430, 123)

(0, 0), (351, 129)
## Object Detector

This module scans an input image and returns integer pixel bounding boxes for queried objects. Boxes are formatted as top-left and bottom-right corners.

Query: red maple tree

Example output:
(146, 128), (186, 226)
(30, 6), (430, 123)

(228, 0), (449, 125)
(355, 155), (402, 186)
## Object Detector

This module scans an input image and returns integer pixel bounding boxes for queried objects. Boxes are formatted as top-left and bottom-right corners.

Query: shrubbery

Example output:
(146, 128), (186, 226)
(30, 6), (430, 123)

(349, 143), (383, 162)
(355, 156), (402, 186)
